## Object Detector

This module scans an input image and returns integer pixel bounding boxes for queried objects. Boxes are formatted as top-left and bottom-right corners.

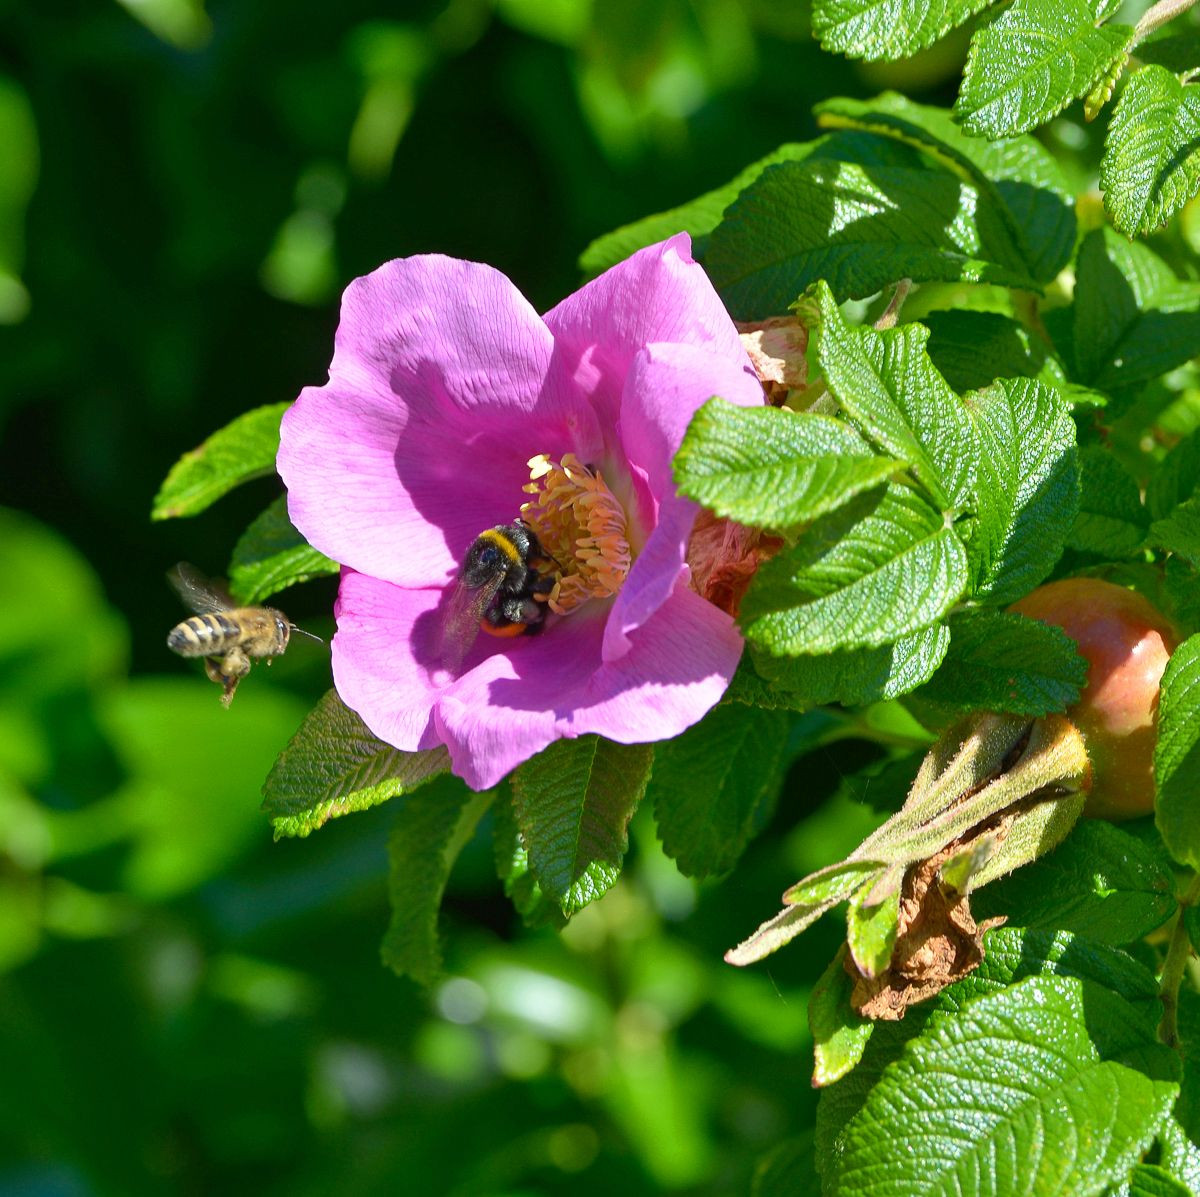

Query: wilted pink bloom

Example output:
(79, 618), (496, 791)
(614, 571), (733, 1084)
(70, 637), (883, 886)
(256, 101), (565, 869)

(278, 235), (762, 789)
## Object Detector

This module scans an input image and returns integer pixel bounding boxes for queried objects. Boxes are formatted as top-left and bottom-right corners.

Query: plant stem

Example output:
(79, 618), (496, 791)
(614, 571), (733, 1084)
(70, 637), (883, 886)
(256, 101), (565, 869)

(874, 279), (912, 330)
(1132, 0), (1198, 48)
(1158, 870), (1200, 1049)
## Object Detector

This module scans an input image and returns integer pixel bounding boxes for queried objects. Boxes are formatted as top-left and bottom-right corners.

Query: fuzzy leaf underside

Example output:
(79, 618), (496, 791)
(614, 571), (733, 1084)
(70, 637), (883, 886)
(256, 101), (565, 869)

(263, 690), (450, 839)
(152, 402), (290, 520)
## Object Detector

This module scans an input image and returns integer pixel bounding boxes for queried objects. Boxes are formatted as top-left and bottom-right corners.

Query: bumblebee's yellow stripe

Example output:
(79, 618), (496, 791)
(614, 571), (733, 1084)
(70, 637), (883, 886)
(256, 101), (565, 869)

(479, 528), (522, 565)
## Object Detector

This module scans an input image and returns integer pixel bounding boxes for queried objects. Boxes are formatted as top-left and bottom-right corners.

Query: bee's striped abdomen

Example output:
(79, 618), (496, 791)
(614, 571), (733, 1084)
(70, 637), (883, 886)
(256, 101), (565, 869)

(167, 613), (243, 657)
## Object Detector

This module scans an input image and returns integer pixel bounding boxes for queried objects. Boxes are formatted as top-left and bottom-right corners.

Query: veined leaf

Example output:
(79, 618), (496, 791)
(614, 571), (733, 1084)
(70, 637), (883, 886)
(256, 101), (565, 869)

(917, 609), (1087, 714)
(578, 142), (814, 277)
(1155, 634), (1200, 870)
(810, 947), (875, 1087)
(816, 93), (1076, 282)
(966, 378), (1079, 604)
(1102, 66), (1200, 236)
(812, 0), (993, 62)
(805, 281), (978, 511)
(751, 625), (951, 707)
(492, 786), (566, 930)
(706, 157), (1039, 319)
(151, 402), (290, 520)
(741, 484), (969, 655)
(972, 819), (1177, 944)
(829, 974), (1179, 1197)
(263, 690), (450, 839)
(922, 310), (1052, 392)
(1069, 445), (1149, 558)
(651, 704), (790, 880)
(381, 777), (493, 985)
(674, 399), (900, 529)
(956, 0), (1135, 138)
(228, 494), (339, 604)
(511, 736), (652, 916)
(1149, 429), (1200, 521)
(1148, 497), (1200, 566)
(1072, 227), (1200, 393)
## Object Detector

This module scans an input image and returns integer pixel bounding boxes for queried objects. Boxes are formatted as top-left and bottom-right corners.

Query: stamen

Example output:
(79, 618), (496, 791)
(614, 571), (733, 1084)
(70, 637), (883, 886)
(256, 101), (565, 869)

(521, 453), (631, 614)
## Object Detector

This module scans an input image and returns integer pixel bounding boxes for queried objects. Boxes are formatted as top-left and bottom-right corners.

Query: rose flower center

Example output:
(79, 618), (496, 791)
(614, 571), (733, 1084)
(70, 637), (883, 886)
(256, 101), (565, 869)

(520, 453), (631, 615)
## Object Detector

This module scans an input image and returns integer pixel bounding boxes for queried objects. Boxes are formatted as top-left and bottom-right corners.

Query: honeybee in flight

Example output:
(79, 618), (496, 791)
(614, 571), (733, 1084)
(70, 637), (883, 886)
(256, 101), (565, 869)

(166, 562), (313, 706)
(440, 521), (557, 672)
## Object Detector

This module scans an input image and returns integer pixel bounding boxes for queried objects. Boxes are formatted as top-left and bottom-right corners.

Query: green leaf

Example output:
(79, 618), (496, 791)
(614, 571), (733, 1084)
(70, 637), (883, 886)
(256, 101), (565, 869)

(966, 377), (1079, 604)
(829, 975), (1179, 1197)
(806, 281), (978, 511)
(262, 690), (450, 839)
(673, 400), (899, 529)
(972, 820), (1177, 944)
(706, 157), (1040, 319)
(845, 871), (901, 977)
(922, 310), (1051, 392)
(955, 0), (1135, 138)
(650, 704), (790, 880)
(811, 0), (989, 61)
(1137, 31), (1200, 75)
(810, 947), (874, 1088)
(1072, 227), (1200, 393)
(1155, 634), (1200, 869)
(578, 143), (813, 276)
(1069, 445), (1150, 558)
(511, 736), (652, 916)
(1148, 497), (1200, 567)
(740, 484), (969, 655)
(151, 402), (290, 520)
(725, 860), (884, 966)
(1102, 67), (1200, 237)
(1122, 1164), (1196, 1197)
(815, 93), (1076, 282)
(1149, 430), (1200, 521)
(1165, 558), (1200, 636)
(380, 777), (493, 985)
(751, 624), (951, 707)
(227, 495), (338, 604)
(917, 609), (1087, 714)
(492, 785), (567, 930)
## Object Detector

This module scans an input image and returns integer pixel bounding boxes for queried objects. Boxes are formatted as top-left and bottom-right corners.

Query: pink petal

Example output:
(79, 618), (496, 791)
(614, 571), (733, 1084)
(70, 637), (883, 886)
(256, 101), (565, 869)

(543, 234), (750, 430)
(279, 255), (601, 587)
(330, 569), (445, 752)
(434, 583), (742, 789)
(603, 342), (764, 660)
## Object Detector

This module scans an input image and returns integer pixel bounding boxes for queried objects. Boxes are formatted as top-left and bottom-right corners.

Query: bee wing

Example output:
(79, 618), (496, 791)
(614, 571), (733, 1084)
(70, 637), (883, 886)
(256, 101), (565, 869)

(168, 562), (235, 615)
(439, 574), (500, 673)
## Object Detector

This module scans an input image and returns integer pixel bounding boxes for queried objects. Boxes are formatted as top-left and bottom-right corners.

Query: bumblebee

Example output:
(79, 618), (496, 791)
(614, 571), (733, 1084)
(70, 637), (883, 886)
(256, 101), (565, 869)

(166, 562), (294, 706)
(440, 521), (556, 671)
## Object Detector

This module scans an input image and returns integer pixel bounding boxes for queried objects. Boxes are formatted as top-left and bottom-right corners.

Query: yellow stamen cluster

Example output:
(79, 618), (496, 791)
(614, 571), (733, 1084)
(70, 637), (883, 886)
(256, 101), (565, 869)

(521, 453), (630, 614)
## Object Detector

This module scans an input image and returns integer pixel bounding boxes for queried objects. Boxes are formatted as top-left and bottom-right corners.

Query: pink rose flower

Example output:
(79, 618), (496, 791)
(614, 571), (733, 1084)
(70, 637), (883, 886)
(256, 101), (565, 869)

(278, 234), (762, 789)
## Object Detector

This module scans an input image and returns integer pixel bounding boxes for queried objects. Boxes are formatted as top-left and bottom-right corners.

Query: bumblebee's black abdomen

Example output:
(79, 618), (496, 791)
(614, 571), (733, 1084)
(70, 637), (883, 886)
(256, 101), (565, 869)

(167, 613), (241, 657)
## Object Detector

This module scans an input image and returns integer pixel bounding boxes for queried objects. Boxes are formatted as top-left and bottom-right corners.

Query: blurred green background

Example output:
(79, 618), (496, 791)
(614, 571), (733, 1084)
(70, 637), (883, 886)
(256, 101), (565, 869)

(0, 2), (970, 1193)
